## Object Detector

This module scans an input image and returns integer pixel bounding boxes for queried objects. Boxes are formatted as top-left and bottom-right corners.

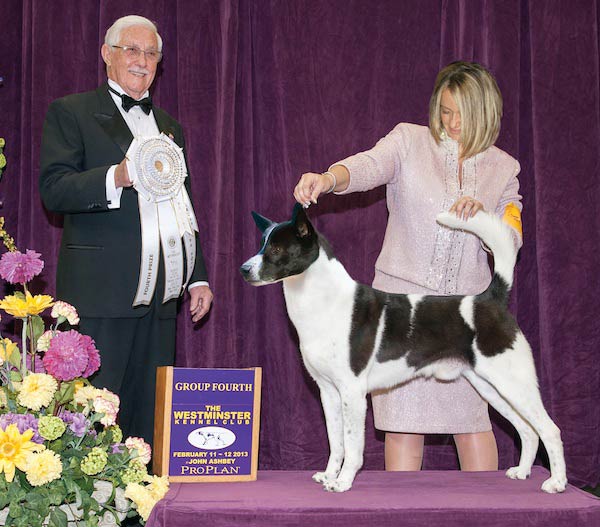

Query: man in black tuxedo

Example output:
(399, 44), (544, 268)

(40, 15), (213, 446)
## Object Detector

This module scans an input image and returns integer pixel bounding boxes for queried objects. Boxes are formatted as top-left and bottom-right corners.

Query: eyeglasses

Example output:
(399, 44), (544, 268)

(111, 45), (162, 63)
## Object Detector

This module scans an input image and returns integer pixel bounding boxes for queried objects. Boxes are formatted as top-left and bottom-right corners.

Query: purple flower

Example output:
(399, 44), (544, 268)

(0, 412), (43, 443)
(26, 352), (46, 373)
(43, 330), (91, 381)
(0, 250), (44, 284)
(80, 334), (101, 378)
(111, 443), (125, 454)
(60, 410), (89, 437)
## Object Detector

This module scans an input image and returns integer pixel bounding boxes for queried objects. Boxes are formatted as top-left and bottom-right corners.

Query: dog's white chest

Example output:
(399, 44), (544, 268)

(283, 267), (356, 381)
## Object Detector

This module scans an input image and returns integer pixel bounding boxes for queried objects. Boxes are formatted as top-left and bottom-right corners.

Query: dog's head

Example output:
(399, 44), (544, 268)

(240, 204), (320, 285)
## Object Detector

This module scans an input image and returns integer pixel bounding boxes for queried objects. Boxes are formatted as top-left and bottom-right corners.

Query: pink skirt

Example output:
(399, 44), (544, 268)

(371, 271), (491, 434)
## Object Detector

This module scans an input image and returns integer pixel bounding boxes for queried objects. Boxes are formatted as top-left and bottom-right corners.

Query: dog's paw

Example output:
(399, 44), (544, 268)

(323, 478), (352, 493)
(505, 466), (531, 480)
(541, 476), (567, 494)
(312, 471), (334, 484)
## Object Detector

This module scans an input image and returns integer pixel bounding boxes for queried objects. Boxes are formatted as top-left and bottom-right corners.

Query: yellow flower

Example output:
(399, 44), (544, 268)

(73, 385), (100, 406)
(125, 483), (157, 521)
(17, 373), (58, 411)
(0, 291), (54, 318)
(0, 424), (43, 482)
(25, 449), (63, 486)
(0, 217), (16, 253)
(0, 337), (18, 363)
(145, 475), (170, 501)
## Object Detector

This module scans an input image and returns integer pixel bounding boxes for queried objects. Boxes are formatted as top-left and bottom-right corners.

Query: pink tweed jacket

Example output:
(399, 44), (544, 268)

(333, 123), (522, 295)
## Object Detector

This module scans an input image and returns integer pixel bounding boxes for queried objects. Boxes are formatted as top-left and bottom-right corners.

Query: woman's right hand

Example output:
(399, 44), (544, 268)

(293, 172), (333, 207)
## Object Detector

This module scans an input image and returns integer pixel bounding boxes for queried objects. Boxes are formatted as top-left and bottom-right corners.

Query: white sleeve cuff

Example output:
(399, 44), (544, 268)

(106, 165), (123, 209)
(188, 281), (209, 291)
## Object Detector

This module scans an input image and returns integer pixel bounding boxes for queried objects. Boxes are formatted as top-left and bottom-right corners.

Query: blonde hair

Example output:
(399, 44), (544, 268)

(105, 15), (162, 51)
(429, 62), (502, 159)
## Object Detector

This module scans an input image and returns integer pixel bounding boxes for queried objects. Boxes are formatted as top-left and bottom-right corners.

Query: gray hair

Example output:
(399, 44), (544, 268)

(104, 15), (163, 51)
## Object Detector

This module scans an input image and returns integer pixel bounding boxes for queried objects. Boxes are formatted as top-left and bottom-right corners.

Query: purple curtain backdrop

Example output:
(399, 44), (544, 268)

(0, 0), (599, 487)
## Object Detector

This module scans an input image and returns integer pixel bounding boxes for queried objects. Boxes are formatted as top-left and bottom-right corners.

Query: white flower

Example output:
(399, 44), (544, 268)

(93, 397), (118, 426)
(36, 330), (55, 352)
(51, 301), (80, 325)
(73, 385), (99, 406)
(125, 437), (152, 465)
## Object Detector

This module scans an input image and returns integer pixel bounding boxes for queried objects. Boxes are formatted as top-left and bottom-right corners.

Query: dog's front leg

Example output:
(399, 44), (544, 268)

(323, 385), (367, 492)
(312, 381), (344, 484)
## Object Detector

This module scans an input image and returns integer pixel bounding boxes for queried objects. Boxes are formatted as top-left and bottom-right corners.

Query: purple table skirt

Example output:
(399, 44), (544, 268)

(147, 467), (600, 527)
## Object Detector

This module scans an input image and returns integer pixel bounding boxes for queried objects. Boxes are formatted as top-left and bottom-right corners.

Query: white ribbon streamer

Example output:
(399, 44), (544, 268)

(127, 134), (198, 306)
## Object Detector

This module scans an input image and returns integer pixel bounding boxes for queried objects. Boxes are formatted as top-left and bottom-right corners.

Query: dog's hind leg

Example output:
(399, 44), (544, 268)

(475, 335), (567, 493)
(312, 380), (344, 485)
(463, 370), (539, 480)
(323, 384), (367, 492)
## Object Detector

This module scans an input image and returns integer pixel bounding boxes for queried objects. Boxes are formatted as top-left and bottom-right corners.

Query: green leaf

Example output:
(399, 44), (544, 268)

(8, 346), (21, 368)
(80, 489), (95, 516)
(47, 507), (68, 527)
(9, 370), (22, 382)
(45, 480), (67, 506)
(49, 438), (64, 453)
(13, 291), (25, 301)
(30, 315), (45, 343)
(63, 477), (79, 495)
(7, 480), (26, 503)
(9, 504), (43, 527)
(59, 381), (76, 405)
(23, 491), (50, 517)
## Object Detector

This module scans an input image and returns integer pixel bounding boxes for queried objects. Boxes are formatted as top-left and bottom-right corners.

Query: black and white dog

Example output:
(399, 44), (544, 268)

(240, 204), (566, 493)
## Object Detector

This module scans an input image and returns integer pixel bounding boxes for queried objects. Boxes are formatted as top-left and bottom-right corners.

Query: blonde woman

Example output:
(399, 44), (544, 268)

(293, 61), (523, 471)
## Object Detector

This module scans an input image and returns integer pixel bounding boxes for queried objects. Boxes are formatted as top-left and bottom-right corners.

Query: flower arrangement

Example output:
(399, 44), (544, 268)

(0, 141), (168, 526)
(0, 138), (6, 174)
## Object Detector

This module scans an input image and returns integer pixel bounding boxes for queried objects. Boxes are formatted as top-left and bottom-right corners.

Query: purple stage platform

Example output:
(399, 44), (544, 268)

(148, 467), (600, 527)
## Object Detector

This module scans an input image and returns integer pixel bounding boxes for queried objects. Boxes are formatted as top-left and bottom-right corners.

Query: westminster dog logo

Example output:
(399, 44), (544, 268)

(188, 426), (236, 450)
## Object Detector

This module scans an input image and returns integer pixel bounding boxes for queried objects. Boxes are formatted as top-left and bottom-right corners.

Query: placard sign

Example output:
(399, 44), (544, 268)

(153, 367), (261, 482)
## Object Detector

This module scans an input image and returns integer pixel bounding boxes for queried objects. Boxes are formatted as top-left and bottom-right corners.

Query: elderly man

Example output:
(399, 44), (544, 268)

(40, 15), (212, 446)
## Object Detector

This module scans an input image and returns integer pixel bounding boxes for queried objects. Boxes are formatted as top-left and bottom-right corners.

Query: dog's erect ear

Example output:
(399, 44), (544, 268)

(251, 211), (275, 233)
(291, 203), (313, 238)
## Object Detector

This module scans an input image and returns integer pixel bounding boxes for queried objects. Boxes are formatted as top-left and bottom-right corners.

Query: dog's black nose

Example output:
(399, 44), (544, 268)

(239, 263), (251, 277)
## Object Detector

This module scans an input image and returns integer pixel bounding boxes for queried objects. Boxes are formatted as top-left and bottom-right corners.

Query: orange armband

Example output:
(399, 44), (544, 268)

(502, 202), (522, 237)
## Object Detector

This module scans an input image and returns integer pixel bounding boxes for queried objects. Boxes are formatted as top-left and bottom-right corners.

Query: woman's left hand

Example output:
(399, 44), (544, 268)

(449, 196), (484, 220)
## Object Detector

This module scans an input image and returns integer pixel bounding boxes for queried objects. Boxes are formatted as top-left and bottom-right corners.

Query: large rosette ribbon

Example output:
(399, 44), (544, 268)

(126, 134), (198, 306)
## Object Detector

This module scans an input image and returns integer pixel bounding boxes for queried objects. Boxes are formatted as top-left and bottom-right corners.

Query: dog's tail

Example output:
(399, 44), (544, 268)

(436, 211), (518, 303)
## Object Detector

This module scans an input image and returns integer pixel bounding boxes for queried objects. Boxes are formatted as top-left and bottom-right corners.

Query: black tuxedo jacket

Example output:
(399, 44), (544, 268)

(40, 83), (208, 318)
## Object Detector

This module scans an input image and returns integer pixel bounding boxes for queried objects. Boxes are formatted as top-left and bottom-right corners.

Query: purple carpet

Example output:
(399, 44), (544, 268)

(147, 467), (600, 527)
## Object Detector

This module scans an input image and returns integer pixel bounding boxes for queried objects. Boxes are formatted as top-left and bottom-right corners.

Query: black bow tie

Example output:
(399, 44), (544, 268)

(108, 86), (153, 115)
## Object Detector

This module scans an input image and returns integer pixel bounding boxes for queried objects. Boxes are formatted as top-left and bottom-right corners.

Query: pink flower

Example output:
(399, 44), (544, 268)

(42, 330), (90, 381)
(80, 335), (100, 378)
(0, 250), (44, 284)
(51, 301), (80, 325)
(125, 437), (152, 464)
(93, 397), (118, 426)
(92, 389), (120, 426)
(96, 388), (120, 409)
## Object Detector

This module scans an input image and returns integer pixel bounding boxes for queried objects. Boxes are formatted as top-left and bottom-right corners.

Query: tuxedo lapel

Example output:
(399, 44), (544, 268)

(153, 108), (181, 147)
(93, 83), (133, 156)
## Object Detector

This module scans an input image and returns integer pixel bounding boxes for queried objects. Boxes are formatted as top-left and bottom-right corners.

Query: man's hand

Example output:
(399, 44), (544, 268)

(114, 158), (133, 188)
(189, 285), (213, 322)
